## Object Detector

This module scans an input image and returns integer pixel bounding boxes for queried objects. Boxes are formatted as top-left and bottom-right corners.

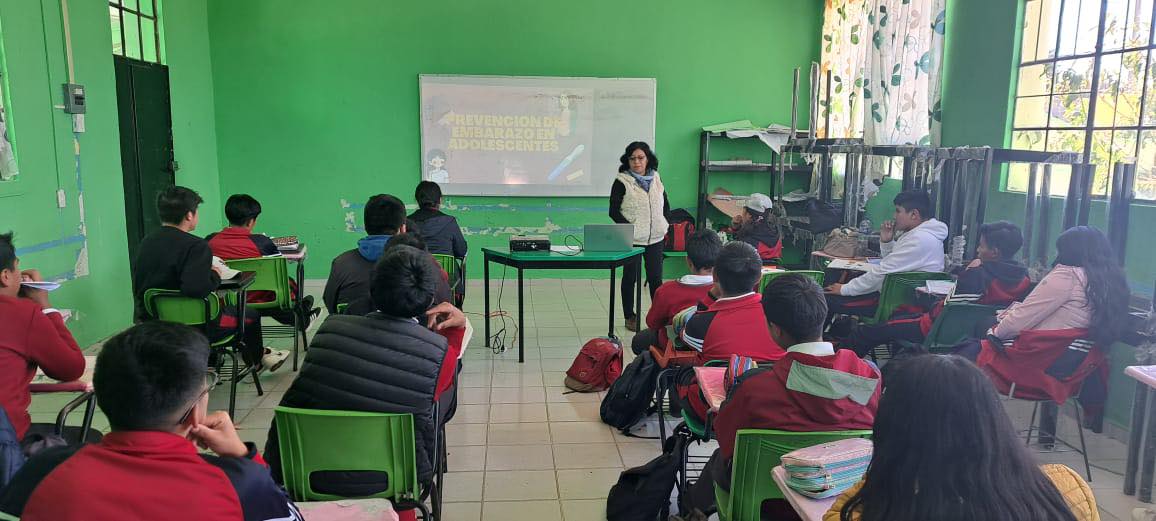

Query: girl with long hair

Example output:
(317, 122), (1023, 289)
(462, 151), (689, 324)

(827, 355), (1098, 521)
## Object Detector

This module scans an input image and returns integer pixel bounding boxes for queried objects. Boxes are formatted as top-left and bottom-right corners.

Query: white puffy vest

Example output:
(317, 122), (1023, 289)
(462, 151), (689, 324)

(616, 172), (669, 246)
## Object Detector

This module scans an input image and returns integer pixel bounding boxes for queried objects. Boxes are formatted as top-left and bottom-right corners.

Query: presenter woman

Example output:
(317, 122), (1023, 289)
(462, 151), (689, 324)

(609, 141), (669, 332)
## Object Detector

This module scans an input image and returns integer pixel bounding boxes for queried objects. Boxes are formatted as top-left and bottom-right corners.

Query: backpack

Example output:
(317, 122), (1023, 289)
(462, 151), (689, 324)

(606, 432), (687, 521)
(600, 351), (660, 431)
(564, 337), (624, 392)
(0, 407), (25, 490)
(665, 209), (696, 252)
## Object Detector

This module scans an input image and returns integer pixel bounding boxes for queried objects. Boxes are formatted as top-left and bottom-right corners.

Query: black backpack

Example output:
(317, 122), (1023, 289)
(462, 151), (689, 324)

(606, 432), (687, 521)
(600, 351), (660, 432)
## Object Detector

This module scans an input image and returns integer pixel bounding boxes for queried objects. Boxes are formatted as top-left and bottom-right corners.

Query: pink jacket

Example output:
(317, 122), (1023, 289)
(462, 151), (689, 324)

(993, 264), (1089, 340)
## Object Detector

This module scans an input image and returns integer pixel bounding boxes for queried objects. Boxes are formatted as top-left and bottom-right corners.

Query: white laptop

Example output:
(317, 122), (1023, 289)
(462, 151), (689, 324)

(583, 224), (634, 252)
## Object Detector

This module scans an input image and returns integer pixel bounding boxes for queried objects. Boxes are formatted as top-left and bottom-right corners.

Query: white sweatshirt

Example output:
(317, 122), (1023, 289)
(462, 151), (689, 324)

(839, 218), (949, 296)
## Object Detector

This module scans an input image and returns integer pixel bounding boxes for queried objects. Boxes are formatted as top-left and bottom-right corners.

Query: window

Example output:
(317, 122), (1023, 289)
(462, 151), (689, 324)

(1011, 0), (1156, 199)
(110, 0), (163, 64)
(0, 57), (16, 182)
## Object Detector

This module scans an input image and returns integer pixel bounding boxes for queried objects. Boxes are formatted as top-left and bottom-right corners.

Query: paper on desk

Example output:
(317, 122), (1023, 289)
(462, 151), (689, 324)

(21, 280), (62, 292)
(924, 280), (956, 296)
(827, 259), (874, 272)
(702, 120), (760, 132)
(550, 245), (580, 254)
(212, 256), (241, 279)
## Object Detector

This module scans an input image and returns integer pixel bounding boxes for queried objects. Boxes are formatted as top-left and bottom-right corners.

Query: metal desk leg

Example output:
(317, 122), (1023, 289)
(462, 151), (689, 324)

(1039, 402), (1058, 447)
(518, 267), (525, 364)
(1141, 388), (1156, 502)
(635, 256), (643, 322)
(1127, 381), (1149, 495)
(484, 254), (491, 348)
(294, 258), (306, 371)
(608, 267), (617, 339)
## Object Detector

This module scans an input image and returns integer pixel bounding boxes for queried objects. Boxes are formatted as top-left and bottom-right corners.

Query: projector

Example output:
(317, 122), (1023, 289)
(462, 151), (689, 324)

(510, 235), (551, 252)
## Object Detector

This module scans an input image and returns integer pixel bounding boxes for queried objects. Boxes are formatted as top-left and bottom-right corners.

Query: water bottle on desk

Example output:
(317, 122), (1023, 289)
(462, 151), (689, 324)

(857, 219), (871, 257)
(949, 235), (966, 268)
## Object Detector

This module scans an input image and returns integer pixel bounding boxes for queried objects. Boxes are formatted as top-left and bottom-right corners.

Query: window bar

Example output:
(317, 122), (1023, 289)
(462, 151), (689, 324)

(137, 9), (144, 61)
(1080, 0), (1111, 169)
(152, 0), (161, 63)
(1131, 6), (1156, 162)
(118, 5), (126, 57)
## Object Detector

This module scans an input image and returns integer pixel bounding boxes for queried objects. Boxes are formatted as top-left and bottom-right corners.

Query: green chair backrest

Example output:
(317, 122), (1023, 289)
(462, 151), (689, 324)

(719, 428), (872, 521)
(924, 303), (1000, 353)
(143, 288), (221, 326)
(0, 511), (19, 520)
(224, 256), (292, 311)
(431, 253), (463, 291)
(757, 270), (825, 293)
(274, 406), (421, 503)
(867, 271), (952, 325)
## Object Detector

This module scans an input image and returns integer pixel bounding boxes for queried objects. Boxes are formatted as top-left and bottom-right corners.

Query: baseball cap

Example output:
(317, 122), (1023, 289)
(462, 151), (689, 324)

(744, 193), (772, 214)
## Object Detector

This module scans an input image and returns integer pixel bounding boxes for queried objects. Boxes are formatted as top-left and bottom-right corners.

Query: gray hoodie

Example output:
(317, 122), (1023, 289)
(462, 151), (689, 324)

(840, 218), (949, 296)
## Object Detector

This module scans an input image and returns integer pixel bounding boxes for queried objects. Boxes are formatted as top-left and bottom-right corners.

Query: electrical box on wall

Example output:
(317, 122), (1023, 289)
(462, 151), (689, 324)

(62, 83), (86, 114)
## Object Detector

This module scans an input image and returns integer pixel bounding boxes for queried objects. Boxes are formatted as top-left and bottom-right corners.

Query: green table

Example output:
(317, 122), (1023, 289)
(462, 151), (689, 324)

(483, 247), (644, 362)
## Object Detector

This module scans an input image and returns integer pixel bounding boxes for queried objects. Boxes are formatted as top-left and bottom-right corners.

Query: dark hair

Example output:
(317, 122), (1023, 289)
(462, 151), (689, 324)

(713, 242), (762, 296)
(0, 232), (14, 273)
(618, 141), (659, 174)
(978, 220), (1023, 259)
(892, 190), (933, 219)
(1054, 226), (1131, 345)
(415, 181), (443, 210)
(157, 186), (203, 225)
(95, 321), (210, 431)
(761, 275), (827, 342)
(364, 194), (406, 236)
(840, 355), (1077, 521)
(384, 232), (428, 252)
(224, 194), (262, 226)
(686, 230), (723, 271)
(370, 245), (437, 318)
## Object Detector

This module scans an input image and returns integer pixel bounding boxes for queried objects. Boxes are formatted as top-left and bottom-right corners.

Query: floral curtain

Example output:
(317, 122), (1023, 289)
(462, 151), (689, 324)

(818, 0), (868, 140)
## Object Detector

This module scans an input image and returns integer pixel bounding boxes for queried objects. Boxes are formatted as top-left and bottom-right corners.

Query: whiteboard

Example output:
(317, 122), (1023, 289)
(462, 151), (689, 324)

(419, 75), (656, 197)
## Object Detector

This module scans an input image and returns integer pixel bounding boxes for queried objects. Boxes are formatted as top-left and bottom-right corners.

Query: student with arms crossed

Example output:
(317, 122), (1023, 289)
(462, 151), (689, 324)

(0, 321), (301, 521)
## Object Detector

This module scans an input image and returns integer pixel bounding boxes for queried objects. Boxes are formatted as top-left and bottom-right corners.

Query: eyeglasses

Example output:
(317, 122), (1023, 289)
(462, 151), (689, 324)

(176, 369), (221, 425)
(629, 155), (647, 161)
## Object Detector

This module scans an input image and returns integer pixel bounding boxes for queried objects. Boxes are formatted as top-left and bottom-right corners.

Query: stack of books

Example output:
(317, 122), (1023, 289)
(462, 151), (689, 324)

(272, 235), (300, 253)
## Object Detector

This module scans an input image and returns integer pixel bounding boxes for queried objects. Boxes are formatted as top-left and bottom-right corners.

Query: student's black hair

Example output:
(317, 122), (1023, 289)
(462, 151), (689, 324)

(978, 220), (1023, 259)
(384, 232), (428, 252)
(685, 230), (723, 271)
(892, 189), (933, 219)
(94, 321), (210, 431)
(761, 274), (827, 342)
(156, 186), (204, 225)
(618, 141), (659, 173)
(415, 181), (443, 210)
(364, 194), (407, 236)
(0, 232), (14, 273)
(1054, 226), (1131, 345)
(713, 242), (762, 296)
(224, 194), (262, 226)
(840, 355), (1077, 521)
(370, 245), (437, 319)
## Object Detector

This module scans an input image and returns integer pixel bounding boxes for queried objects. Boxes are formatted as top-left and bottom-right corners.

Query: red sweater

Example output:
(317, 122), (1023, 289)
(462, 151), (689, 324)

(715, 346), (880, 458)
(0, 296), (84, 439)
(680, 293), (785, 364)
(646, 277), (714, 347)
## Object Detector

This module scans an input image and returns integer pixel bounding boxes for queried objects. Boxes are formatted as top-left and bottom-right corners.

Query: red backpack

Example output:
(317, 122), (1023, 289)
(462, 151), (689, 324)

(664, 209), (696, 252)
(564, 338), (624, 392)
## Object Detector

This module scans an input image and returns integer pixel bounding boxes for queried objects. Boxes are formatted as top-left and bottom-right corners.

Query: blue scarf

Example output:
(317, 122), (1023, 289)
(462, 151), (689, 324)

(628, 169), (655, 191)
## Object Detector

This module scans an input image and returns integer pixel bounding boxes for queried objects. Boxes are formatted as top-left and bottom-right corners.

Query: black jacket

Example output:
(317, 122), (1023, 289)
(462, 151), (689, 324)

(408, 208), (468, 258)
(264, 313), (448, 487)
(131, 227), (221, 322)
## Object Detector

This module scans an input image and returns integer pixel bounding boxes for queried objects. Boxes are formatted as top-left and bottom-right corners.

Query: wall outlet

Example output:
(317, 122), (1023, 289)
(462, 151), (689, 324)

(56, 189), (67, 208)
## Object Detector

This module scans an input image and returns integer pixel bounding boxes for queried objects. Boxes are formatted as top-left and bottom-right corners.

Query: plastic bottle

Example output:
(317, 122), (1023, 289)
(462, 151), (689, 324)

(950, 235), (966, 267)
(857, 219), (871, 256)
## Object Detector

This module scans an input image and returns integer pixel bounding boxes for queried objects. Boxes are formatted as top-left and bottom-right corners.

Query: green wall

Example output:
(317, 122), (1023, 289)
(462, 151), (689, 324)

(941, 0), (1153, 431)
(0, 0), (132, 346)
(205, 0), (823, 279)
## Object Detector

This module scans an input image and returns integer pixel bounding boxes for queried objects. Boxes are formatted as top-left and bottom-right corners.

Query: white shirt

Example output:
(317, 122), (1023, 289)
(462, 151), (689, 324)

(786, 341), (836, 356)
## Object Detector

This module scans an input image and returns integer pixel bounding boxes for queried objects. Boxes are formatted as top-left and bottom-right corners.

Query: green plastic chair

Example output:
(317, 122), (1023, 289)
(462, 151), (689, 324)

(274, 406), (438, 519)
(924, 303), (1000, 353)
(757, 270), (825, 293)
(715, 429), (872, 521)
(225, 257), (308, 371)
(0, 511), (18, 520)
(431, 254), (465, 308)
(863, 271), (952, 325)
(335, 302), (350, 315)
(143, 289), (261, 417)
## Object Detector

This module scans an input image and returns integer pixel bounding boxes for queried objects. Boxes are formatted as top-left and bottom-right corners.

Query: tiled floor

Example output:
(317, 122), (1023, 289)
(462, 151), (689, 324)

(38, 278), (1156, 520)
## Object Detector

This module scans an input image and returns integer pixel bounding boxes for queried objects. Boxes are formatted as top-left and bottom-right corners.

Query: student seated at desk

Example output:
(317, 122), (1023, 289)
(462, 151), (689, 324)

(206, 194), (319, 325)
(266, 246), (466, 521)
(0, 232), (88, 448)
(631, 230), (722, 355)
(730, 193), (782, 264)
(132, 186), (288, 372)
(842, 221), (1030, 356)
(685, 274), (881, 517)
(409, 181), (467, 304)
(825, 354), (1096, 521)
(0, 321), (302, 521)
(341, 232), (452, 315)
(824, 190), (947, 319)
(323, 193), (407, 314)
(956, 227), (1129, 420)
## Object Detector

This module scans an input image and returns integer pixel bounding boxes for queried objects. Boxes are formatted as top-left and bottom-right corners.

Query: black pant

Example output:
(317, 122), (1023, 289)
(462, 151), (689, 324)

(848, 317), (926, 357)
(622, 242), (664, 319)
(207, 304), (265, 367)
(825, 292), (880, 326)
